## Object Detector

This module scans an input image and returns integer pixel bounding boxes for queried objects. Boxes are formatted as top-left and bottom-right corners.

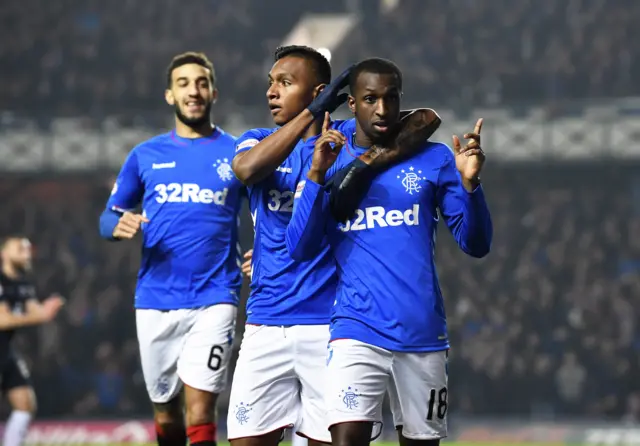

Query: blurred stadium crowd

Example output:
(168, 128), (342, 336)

(1, 0), (638, 118)
(0, 0), (639, 426)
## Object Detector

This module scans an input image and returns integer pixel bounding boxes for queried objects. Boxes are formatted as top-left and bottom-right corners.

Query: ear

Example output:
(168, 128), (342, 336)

(313, 83), (326, 99)
(347, 95), (356, 115)
(165, 89), (175, 106)
(211, 88), (219, 104)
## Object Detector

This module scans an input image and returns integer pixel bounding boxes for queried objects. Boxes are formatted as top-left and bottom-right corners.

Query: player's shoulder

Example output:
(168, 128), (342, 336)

(214, 126), (238, 144)
(416, 141), (455, 163)
(331, 118), (356, 134)
(236, 127), (276, 144)
(129, 131), (174, 155)
(235, 127), (277, 153)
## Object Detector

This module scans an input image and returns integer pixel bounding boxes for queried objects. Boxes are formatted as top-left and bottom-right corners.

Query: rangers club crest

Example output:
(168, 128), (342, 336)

(214, 158), (233, 182)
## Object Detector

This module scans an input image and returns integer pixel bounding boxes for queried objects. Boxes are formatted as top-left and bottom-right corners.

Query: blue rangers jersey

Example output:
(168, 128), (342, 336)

(286, 135), (493, 351)
(235, 119), (355, 325)
(99, 128), (244, 310)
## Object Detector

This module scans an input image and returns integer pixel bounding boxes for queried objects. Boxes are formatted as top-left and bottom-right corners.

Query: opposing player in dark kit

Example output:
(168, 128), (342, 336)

(0, 236), (64, 446)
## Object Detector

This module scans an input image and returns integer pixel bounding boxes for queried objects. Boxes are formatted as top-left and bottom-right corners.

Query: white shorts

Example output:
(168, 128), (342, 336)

(136, 304), (237, 404)
(326, 339), (449, 441)
(227, 324), (330, 443)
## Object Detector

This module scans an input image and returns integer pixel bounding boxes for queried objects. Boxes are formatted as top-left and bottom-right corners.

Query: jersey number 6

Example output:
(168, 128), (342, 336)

(207, 345), (225, 371)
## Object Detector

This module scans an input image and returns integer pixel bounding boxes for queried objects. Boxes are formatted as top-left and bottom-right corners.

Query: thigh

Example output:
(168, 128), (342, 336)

(178, 304), (237, 394)
(391, 350), (449, 440)
(1, 353), (32, 393)
(325, 339), (391, 431)
(136, 309), (184, 403)
(292, 325), (331, 443)
(227, 325), (298, 440)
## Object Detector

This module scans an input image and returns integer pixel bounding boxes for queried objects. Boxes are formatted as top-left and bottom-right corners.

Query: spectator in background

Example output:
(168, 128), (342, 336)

(555, 352), (587, 415)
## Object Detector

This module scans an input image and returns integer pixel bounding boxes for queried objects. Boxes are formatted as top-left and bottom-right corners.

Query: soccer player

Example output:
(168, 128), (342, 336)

(227, 45), (352, 446)
(286, 58), (493, 446)
(0, 236), (64, 446)
(98, 52), (246, 446)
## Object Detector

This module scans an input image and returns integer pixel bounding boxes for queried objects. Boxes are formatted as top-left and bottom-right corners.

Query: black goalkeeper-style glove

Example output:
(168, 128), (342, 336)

(307, 65), (354, 119)
(327, 108), (442, 224)
(326, 158), (376, 224)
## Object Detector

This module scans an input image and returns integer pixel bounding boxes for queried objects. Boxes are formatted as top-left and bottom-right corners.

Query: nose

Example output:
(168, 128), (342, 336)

(187, 81), (199, 96)
(267, 84), (278, 100)
(375, 99), (388, 117)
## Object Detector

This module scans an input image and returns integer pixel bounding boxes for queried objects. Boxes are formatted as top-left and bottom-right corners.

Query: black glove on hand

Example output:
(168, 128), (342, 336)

(307, 65), (354, 119)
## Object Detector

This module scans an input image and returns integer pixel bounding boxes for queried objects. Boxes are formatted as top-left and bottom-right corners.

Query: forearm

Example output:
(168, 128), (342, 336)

(99, 208), (121, 241)
(456, 186), (493, 258)
(326, 159), (377, 223)
(0, 310), (45, 330)
(286, 179), (330, 261)
(360, 108), (442, 170)
(233, 110), (316, 185)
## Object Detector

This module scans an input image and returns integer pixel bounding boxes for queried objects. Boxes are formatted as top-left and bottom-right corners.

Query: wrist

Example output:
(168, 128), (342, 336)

(307, 168), (326, 185)
(359, 145), (387, 167)
(462, 176), (481, 192)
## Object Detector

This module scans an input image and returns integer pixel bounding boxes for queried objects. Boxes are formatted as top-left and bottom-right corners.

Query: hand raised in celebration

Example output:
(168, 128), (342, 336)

(453, 118), (486, 190)
(308, 112), (346, 184)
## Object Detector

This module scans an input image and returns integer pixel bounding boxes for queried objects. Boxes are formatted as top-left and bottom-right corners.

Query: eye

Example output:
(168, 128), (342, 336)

(282, 80), (292, 87)
(364, 96), (376, 104)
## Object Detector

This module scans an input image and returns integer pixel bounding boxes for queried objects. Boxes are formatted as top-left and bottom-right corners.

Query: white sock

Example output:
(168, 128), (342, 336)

(292, 433), (309, 446)
(3, 410), (32, 446)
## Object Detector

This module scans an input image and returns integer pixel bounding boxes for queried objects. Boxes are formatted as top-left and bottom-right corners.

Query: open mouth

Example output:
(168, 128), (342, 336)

(373, 122), (391, 132)
(185, 101), (204, 113)
(269, 104), (282, 115)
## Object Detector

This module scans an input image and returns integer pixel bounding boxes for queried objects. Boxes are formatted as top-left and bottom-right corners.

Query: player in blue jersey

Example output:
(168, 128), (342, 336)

(98, 52), (246, 446)
(227, 46), (353, 446)
(286, 58), (493, 446)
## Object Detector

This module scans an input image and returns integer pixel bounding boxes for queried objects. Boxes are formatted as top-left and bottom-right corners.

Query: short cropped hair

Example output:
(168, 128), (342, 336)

(0, 235), (26, 251)
(349, 57), (403, 92)
(166, 52), (216, 88)
(274, 45), (332, 85)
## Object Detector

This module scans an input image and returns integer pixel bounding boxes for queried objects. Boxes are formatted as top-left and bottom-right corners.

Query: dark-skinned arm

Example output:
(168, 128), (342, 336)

(232, 66), (353, 186)
(327, 108), (442, 223)
(232, 110), (316, 186)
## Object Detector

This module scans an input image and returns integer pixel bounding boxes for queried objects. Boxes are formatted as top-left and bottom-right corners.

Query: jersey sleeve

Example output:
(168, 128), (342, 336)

(234, 129), (269, 157)
(99, 149), (144, 240)
(106, 150), (144, 211)
(285, 177), (330, 261)
(436, 146), (492, 258)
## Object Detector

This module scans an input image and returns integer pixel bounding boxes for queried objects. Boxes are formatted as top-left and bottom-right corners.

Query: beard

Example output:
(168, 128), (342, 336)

(174, 101), (212, 128)
(10, 260), (30, 276)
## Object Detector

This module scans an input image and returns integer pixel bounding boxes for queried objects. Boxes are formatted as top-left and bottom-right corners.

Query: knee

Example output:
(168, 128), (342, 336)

(330, 422), (372, 446)
(9, 387), (37, 415)
(185, 395), (216, 426)
(153, 400), (184, 427)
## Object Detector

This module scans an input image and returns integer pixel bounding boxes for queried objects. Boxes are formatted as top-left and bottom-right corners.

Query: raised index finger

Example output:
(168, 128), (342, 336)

(474, 118), (484, 135)
(322, 111), (330, 133)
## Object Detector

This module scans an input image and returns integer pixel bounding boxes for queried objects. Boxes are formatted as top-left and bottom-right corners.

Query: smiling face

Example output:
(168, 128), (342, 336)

(348, 71), (402, 145)
(266, 55), (323, 126)
(165, 63), (217, 128)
